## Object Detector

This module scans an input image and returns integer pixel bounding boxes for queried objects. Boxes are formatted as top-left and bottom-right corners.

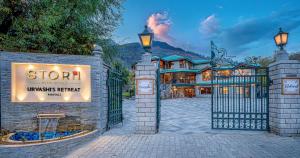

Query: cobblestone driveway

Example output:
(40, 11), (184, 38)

(66, 98), (300, 158)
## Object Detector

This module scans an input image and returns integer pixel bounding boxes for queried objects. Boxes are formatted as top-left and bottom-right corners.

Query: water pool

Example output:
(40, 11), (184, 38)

(10, 131), (81, 141)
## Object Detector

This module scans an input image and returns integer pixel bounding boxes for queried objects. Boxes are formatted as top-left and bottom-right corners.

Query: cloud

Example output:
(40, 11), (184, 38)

(199, 14), (220, 37)
(147, 12), (174, 44)
(215, 9), (300, 56)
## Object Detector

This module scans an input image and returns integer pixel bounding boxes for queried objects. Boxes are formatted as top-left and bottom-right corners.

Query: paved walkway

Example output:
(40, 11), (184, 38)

(66, 98), (300, 158)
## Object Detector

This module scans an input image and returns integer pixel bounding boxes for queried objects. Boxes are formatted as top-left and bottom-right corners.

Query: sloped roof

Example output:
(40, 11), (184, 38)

(151, 56), (160, 60)
(161, 55), (186, 61)
(192, 59), (210, 64)
(160, 55), (209, 65)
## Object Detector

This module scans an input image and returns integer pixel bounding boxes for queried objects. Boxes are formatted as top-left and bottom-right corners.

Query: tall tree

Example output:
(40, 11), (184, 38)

(0, 0), (123, 55)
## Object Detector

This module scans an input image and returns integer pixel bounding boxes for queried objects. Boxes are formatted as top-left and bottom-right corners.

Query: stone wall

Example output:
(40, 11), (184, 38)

(269, 60), (300, 136)
(0, 49), (108, 132)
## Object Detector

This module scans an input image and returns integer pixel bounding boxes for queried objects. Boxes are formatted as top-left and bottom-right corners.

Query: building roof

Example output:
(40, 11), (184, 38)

(161, 55), (186, 61)
(156, 55), (210, 65)
(151, 56), (160, 60)
(192, 59), (210, 64)
(151, 55), (261, 68)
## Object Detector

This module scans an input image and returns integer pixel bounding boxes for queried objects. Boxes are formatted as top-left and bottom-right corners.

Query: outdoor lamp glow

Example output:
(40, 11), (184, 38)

(138, 25), (154, 52)
(274, 28), (288, 50)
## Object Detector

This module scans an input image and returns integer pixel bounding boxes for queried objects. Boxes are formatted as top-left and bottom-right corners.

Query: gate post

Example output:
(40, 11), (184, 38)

(269, 60), (300, 136)
(135, 53), (158, 134)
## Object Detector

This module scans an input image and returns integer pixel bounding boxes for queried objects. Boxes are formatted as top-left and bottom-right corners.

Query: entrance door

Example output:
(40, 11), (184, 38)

(211, 68), (269, 130)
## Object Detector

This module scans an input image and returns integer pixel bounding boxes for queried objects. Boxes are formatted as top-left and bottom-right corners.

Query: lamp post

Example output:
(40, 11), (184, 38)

(138, 25), (154, 53)
(274, 27), (289, 61)
(138, 25), (154, 63)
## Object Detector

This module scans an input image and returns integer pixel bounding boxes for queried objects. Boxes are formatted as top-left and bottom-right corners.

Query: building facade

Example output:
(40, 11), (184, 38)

(151, 55), (261, 99)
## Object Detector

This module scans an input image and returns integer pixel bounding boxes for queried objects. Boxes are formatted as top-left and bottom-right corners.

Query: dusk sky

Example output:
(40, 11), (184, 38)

(113, 0), (300, 59)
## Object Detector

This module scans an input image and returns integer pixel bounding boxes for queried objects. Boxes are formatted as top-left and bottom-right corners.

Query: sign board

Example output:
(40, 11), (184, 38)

(136, 79), (154, 95)
(11, 63), (91, 102)
(282, 78), (300, 95)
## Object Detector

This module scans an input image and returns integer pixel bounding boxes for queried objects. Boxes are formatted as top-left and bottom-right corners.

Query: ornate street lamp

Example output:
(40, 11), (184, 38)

(273, 28), (289, 61)
(138, 25), (154, 53)
(274, 28), (288, 51)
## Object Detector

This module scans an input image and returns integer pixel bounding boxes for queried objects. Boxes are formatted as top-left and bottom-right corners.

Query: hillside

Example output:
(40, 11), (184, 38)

(117, 41), (208, 67)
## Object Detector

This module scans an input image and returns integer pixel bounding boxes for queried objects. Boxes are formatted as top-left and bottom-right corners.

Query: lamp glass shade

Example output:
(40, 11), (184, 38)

(281, 33), (288, 45)
(274, 28), (288, 47)
(140, 34), (152, 47)
(274, 34), (282, 46)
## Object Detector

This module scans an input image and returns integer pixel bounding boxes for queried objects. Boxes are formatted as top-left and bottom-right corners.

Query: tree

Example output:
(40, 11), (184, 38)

(0, 0), (123, 55)
(289, 52), (300, 61)
(244, 56), (274, 67)
(99, 39), (119, 64)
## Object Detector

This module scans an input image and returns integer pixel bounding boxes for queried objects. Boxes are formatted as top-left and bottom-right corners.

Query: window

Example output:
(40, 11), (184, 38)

(236, 86), (250, 97)
(160, 61), (164, 69)
(169, 62), (174, 69)
(202, 70), (211, 81)
(179, 60), (185, 68)
(200, 87), (211, 94)
(235, 69), (251, 76)
(219, 87), (229, 95)
(218, 70), (232, 76)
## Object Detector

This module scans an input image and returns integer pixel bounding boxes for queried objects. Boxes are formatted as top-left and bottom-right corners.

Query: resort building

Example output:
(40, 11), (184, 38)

(151, 55), (261, 98)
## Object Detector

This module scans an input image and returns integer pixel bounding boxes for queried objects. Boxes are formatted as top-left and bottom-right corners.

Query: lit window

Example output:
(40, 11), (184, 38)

(200, 87), (211, 94)
(202, 70), (211, 81)
(223, 87), (229, 94)
(218, 70), (232, 76)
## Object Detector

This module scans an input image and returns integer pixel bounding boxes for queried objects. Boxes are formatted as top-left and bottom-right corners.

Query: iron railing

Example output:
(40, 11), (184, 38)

(156, 62), (161, 131)
(211, 68), (269, 130)
(107, 66), (123, 129)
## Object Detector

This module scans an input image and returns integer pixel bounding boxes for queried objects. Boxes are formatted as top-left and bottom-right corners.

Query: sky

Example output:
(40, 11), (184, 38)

(113, 0), (300, 59)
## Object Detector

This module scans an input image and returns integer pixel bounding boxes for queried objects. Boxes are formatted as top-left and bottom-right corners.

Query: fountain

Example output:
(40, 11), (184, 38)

(37, 113), (65, 140)
(6, 113), (85, 143)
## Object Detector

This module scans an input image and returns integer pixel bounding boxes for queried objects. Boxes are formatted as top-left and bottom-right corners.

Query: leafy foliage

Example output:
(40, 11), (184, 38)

(289, 52), (300, 61)
(244, 56), (274, 67)
(0, 0), (123, 55)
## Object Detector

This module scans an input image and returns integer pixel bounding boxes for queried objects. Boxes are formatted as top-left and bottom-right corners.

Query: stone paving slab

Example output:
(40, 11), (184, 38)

(66, 98), (300, 158)
(66, 133), (300, 158)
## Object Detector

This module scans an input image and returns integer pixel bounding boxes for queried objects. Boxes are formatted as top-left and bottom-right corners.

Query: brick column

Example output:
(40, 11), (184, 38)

(135, 53), (158, 134)
(269, 60), (300, 136)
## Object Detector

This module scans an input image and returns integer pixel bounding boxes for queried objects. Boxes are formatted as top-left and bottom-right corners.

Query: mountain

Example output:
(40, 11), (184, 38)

(117, 41), (208, 67)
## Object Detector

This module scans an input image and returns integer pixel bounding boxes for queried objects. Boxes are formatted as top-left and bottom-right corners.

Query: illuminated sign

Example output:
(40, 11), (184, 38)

(136, 79), (154, 95)
(11, 63), (91, 102)
(282, 78), (300, 95)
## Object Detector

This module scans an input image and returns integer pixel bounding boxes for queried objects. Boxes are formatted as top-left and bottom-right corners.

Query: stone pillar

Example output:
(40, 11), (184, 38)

(269, 60), (300, 136)
(135, 53), (158, 134)
(275, 50), (289, 61)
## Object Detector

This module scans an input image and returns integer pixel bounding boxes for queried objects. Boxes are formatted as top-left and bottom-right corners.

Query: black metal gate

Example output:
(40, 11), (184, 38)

(156, 63), (161, 131)
(211, 68), (269, 130)
(107, 66), (123, 129)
